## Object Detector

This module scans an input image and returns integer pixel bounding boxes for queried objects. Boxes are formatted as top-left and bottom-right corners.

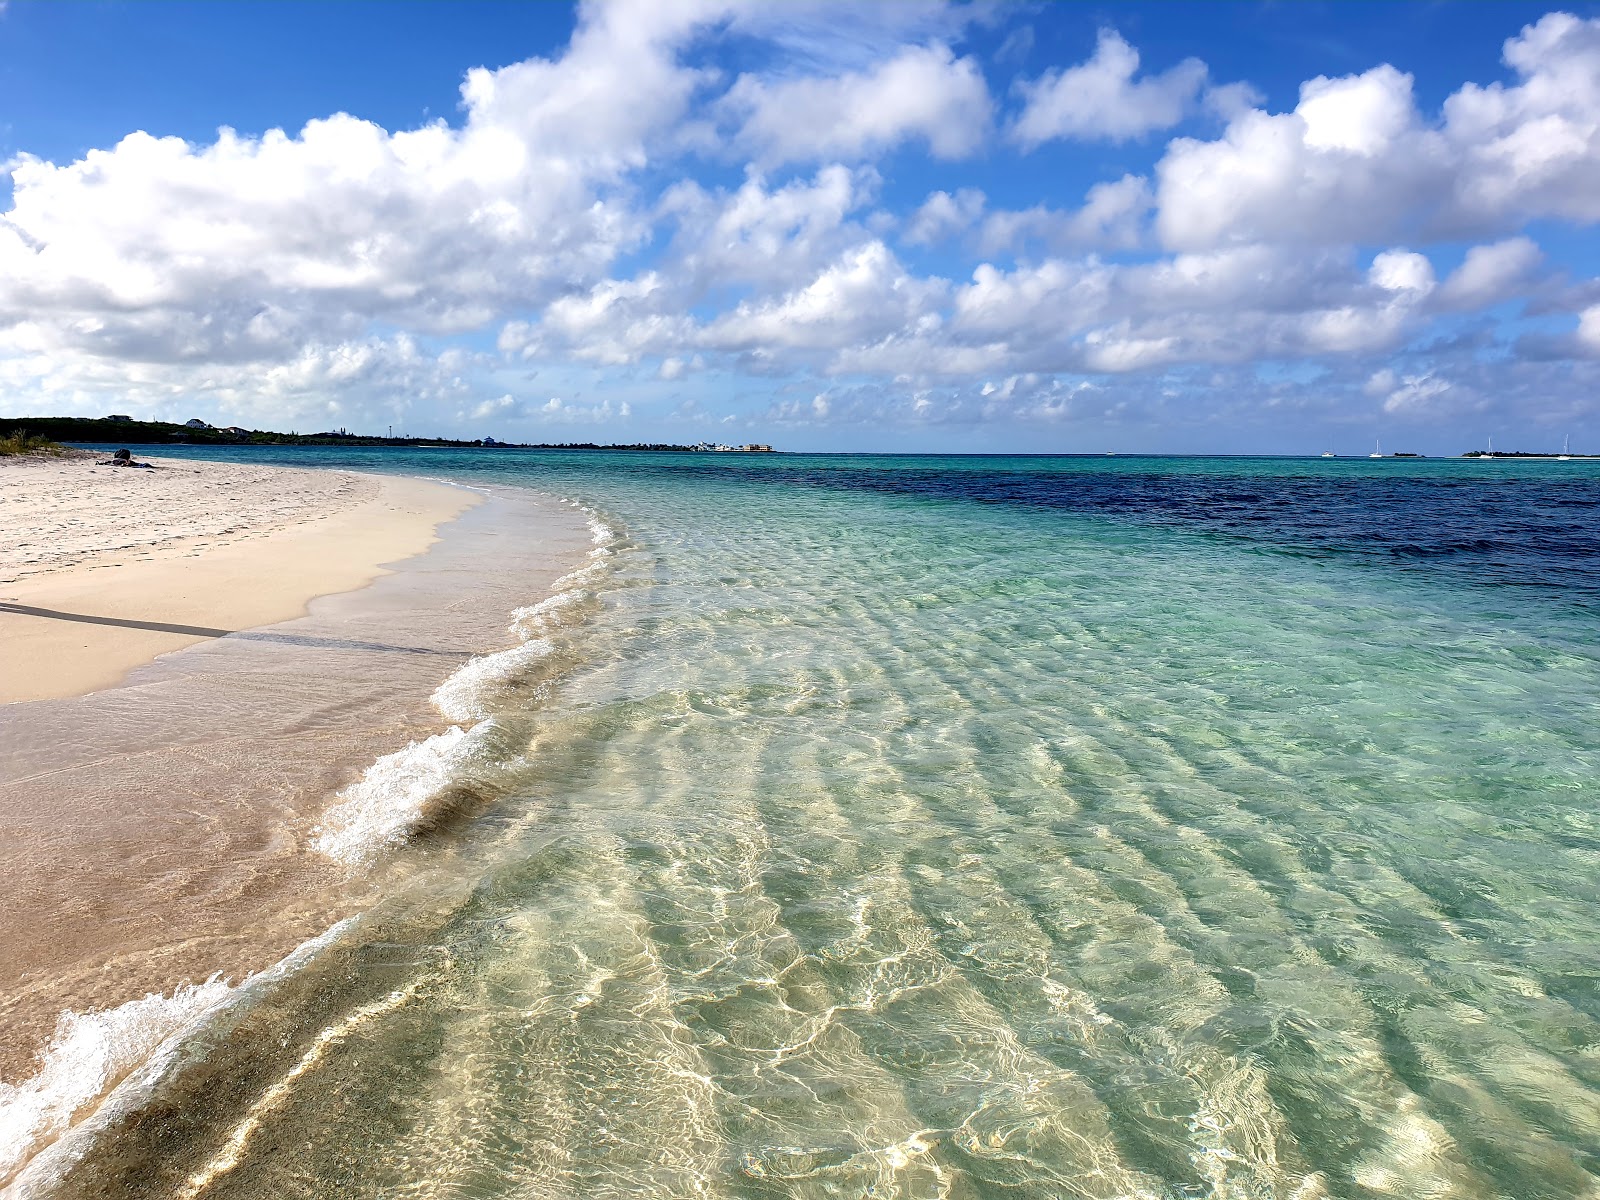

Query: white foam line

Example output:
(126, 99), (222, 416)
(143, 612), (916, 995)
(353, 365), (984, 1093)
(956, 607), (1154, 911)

(431, 590), (590, 724)
(412, 475), (493, 495)
(509, 588), (587, 637)
(3, 918), (358, 1200)
(431, 638), (556, 724)
(8, 494), (620, 1188)
(0, 981), (233, 1187)
(310, 725), (494, 866)
(311, 498), (623, 866)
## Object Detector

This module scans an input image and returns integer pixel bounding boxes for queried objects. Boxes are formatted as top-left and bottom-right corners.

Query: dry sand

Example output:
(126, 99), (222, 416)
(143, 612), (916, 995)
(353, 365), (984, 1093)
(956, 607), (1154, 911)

(1, 453), (477, 703)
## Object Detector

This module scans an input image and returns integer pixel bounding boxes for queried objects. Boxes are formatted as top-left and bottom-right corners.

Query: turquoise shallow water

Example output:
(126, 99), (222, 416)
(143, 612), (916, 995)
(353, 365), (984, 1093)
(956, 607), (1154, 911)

(38, 452), (1600, 1197)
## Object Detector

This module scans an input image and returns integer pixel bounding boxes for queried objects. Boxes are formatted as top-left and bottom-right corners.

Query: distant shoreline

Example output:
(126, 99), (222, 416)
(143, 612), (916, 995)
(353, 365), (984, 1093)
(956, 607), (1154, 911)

(6, 416), (1596, 459)
(0, 415), (773, 452)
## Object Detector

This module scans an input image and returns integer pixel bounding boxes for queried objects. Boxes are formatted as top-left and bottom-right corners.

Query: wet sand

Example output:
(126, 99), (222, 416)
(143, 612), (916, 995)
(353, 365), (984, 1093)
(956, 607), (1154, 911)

(0, 471), (589, 1098)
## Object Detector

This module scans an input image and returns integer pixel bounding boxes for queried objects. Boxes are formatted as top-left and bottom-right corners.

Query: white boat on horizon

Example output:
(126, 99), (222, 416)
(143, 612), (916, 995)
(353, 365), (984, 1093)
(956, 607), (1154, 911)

(1369, 439), (1382, 458)
(1560, 435), (1571, 461)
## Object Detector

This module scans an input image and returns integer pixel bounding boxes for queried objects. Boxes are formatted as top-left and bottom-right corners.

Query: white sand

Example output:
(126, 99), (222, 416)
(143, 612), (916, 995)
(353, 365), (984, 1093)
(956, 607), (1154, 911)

(0, 454), (478, 703)
(3, 452), (379, 583)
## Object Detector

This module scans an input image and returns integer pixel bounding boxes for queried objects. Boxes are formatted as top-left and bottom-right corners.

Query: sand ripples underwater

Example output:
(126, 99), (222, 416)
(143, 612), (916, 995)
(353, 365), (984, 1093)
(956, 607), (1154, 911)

(12, 453), (1600, 1198)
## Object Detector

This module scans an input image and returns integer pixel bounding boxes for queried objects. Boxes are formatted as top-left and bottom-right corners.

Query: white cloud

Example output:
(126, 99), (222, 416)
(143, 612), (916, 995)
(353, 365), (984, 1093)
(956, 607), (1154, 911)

(721, 43), (992, 165)
(1435, 236), (1543, 309)
(1364, 368), (1399, 397)
(0, 0), (755, 422)
(701, 241), (947, 357)
(535, 396), (631, 422)
(0, 327), (474, 432)
(470, 394), (526, 420)
(1011, 29), (1208, 147)
(659, 165), (877, 290)
(1379, 371), (1459, 416)
(657, 354), (704, 380)
(1298, 67), (1415, 156)
(1154, 66), (1438, 250)
(1369, 249), (1435, 296)
(1155, 13), (1600, 251)
(503, 273), (696, 366)
(905, 188), (986, 246)
(1576, 304), (1600, 356)
(978, 175), (1152, 253)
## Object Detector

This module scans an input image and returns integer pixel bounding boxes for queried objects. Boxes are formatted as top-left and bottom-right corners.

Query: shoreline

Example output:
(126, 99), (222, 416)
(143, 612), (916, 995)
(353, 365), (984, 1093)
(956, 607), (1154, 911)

(1, 455), (479, 704)
(0, 462), (592, 1182)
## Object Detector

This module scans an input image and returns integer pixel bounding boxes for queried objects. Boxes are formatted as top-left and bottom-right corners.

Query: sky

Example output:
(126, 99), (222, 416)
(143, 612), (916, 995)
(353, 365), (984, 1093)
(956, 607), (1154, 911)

(1, 1), (1598, 454)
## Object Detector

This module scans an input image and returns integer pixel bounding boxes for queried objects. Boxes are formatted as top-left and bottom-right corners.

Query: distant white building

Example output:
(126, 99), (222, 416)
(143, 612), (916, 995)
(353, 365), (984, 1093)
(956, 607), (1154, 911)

(184, 418), (212, 429)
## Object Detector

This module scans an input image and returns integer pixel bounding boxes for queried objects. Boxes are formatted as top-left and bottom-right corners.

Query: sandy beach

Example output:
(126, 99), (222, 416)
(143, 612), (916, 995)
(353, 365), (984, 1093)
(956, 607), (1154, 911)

(0, 454), (588, 1178)
(1, 453), (478, 703)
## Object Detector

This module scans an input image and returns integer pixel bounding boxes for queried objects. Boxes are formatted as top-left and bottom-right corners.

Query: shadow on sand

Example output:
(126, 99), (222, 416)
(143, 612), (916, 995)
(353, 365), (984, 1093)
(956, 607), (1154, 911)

(0, 601), (470, 658)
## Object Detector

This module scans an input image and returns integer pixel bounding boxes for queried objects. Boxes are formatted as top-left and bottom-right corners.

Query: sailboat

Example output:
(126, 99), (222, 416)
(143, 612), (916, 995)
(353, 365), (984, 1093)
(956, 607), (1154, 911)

(1482, 435), (1494, 460)
(1559, 435), (1571, 461)
(1369, 439), (1382, 458)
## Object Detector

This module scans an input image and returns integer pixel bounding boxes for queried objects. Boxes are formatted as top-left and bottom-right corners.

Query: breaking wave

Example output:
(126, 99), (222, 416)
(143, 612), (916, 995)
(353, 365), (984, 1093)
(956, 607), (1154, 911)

(431, 591), (595, 724)
(1, 920), (355, 1196)
(313, 499), (623, 866)
(0, 981), (235, 1187)
(310, 725), (479, 865)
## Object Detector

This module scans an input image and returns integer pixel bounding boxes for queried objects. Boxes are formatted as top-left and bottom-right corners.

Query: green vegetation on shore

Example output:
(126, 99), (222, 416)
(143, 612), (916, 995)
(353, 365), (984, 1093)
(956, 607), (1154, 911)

(0, 416), (773, 452)
(0, 427), (68, 456)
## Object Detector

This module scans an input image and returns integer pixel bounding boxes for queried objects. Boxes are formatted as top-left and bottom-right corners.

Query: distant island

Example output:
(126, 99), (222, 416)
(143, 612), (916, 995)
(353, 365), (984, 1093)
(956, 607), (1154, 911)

(0, 415), (773, 453)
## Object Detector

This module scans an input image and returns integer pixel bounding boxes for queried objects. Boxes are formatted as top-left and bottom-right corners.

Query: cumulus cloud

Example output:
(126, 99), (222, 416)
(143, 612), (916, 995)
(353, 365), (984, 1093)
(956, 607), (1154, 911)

(905, 188), (986, 246)
(1571, 304), (1600, 358)
(1155, 13), (1600, 250)
(1011, 29), (1209, 147)
(659, 165), (878, 291)
(1435, 236), (1543, 309)
(720, 43), (993, 165)
(657, 354), (704, 380)
(534, 396), (632, 422)
(0, 0), (751, 424)
(846, 243), (1439, 378)
(701, 241), (947, 358)
(470, 394), (527, 420)
(978, 175), (1152, 254)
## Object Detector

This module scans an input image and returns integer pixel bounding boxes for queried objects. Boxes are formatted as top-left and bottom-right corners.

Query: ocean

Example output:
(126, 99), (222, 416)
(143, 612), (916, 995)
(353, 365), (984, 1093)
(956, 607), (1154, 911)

(14, 451), (1600, 1198)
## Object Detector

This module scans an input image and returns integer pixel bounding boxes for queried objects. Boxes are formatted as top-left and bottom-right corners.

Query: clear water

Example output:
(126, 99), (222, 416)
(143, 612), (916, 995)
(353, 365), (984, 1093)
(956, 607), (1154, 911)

(34, 452), (1600, 1198)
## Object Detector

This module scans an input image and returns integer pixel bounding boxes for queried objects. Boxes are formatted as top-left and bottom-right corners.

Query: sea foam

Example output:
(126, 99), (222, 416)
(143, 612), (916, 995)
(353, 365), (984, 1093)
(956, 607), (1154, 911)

(310, 725), (491, 866)
(509, 587), (589, 639)
(3, 920), (356, 1197)
(430, 637), (556, 724)
(431, 592), (592, 723)
(0, 981), (234, 1186)
(315, 501), (622, 866)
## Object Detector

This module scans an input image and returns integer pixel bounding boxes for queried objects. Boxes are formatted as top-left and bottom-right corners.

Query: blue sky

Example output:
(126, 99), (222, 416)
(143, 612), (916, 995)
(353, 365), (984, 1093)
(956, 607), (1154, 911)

(1, 0), (1597, 453)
